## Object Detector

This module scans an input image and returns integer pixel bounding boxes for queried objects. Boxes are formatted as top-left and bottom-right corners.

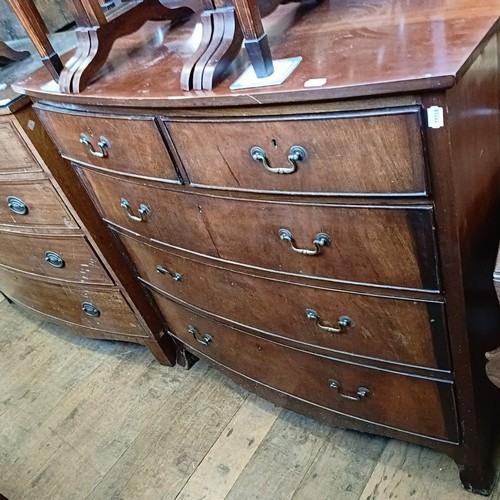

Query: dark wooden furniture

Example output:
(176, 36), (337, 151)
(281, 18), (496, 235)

(0, 55), (176, 366)
(0, 41), (29, 64)
(16, 0), (500, 494)
(8, 0), (298, 93)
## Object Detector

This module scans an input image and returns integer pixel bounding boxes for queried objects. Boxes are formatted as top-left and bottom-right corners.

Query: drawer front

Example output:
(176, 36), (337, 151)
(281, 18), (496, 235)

(0, 179), (77, 228)
(159, 297), (458, 441)
(0, 120), (42, 175)
(117, 232), (449, 370)
(0, 230), (112, 284)
(81, 169), (439, 290)
(0, 267), (146, 336)
(165, 107), (428, 195)
(36, 106), (180, 181)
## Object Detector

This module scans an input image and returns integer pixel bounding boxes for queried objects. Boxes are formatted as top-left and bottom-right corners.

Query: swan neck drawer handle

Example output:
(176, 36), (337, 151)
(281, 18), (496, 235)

(328, 379), (370, 401)
(250, 145), (307, 174)
(188, 325), (213, 346)
(6, 196), (28, 215)
(80, 133), (110, 158)
(156, 265), (183, 282)
(305, 308), (354, 334)
(278, 229), (331, 256)
(45, 251), (65, 268)
(120, 198), (151, 222)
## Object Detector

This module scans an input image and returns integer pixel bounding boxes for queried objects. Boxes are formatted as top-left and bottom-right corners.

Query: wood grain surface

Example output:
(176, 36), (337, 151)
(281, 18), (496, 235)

(1, 301), (496, 499)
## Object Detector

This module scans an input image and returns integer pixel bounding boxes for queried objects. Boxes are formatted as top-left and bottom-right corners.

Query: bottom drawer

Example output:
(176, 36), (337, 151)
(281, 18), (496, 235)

(155, 293), (459, 442)
(0, 267), (147, 337)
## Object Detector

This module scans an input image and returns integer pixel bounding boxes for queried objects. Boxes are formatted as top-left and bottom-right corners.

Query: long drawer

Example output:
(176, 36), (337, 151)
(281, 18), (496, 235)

(0, 120), (42, 175)
(0, 229), (111, 284)
(117, 231), (448, 370)
(36, 106), (181, 181)
(165, 106), (428, 195)
(158, 296), (458, 441)
(0, 178), (77, 228)
(79, 168), (439, 290)
(0, 266), (146, 337)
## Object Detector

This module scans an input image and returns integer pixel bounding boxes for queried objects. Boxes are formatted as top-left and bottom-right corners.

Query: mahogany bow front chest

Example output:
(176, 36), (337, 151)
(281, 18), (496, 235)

(16, 0), (500, 493)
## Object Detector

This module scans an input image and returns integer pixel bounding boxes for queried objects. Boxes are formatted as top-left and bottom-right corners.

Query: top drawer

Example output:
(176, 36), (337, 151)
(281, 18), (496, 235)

(165, 106), (428, 196)
(0, 120), (42, 175)
(35, 106), (181, 182)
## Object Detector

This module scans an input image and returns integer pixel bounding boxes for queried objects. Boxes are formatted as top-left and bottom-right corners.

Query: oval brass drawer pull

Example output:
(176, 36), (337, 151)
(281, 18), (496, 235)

(81, 302), (100, 317)
(45, 250), (65, 268)
(250, 145), (307, 174)
(188, 325), (213, 346)
(156, 265), (183, 282)
(80, 133), (110, 158)
(306, 308), (354, 333)
(6, 195), (28, 215)
(278, 229), (331, 256)
(120, 198), (151, 222)
(328, 379), (370, 401)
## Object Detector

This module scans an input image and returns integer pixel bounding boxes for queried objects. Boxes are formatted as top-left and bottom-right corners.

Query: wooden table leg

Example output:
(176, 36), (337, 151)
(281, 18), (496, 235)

(6, 0), (63, 81)
(232, 0), (273, 77)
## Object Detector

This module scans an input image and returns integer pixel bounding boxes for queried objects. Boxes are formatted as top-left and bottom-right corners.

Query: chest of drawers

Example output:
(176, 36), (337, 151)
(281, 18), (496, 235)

(16, 0), (500, 494)
(0, 92), (176, 365)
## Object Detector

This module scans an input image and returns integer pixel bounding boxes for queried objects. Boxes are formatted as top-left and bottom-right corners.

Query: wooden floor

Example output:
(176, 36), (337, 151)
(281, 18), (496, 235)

(1, 296), (500, 500)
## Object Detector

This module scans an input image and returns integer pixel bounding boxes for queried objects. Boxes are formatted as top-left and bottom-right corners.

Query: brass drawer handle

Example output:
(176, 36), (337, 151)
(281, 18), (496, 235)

(6, 195), (28, 215)
(45, 251), (65, 268)
(328, 379), (370, 401)
(188, 325), (213, 346)
(156, 265), (183, 282)
(80, 133), (110, 158)
(81, 302), (100, 317)
(306, 308), (354, 333)
(250, 145), (307, 174)
(278, 229), (331, 256)
(120, 198), (151, 222)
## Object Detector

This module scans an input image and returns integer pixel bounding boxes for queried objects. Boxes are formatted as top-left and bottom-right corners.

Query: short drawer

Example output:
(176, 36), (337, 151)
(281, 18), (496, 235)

(80, 169), (439, 290)
(0, 179), (77, 228)
(0, 266), (146, 337)
(159, 297), (458, 441)
(0, 120), (42, 175)
(165, 106), (428, 195)
(35, 105), (180, 182)
(117, 232), (449, 370)
(0, 230), (112, 284)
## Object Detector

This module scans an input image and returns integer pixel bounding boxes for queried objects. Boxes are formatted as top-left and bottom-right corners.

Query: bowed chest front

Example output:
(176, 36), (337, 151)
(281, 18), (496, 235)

(17, 0), (500, 493)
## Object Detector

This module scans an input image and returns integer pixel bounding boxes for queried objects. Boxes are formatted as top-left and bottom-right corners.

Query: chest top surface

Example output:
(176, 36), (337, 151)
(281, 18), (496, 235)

(15, 0), (500, 108)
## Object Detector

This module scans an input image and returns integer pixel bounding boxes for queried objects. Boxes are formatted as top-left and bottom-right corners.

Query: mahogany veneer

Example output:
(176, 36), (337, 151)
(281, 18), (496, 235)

(15, 0), (500, 494)
(0, 63), (175, 365)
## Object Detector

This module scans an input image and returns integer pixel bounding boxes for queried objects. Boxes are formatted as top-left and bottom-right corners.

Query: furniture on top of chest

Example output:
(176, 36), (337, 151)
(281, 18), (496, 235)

(16, 0), (500, 494)
(7, 0), (287, 93)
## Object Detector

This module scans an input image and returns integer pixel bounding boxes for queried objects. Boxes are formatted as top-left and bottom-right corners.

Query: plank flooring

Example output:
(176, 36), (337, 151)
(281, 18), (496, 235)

(0, 299), (499, 500)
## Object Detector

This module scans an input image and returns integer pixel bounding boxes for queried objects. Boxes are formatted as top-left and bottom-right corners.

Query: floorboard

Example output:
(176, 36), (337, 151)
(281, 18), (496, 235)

(0, 302), (498, 500)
